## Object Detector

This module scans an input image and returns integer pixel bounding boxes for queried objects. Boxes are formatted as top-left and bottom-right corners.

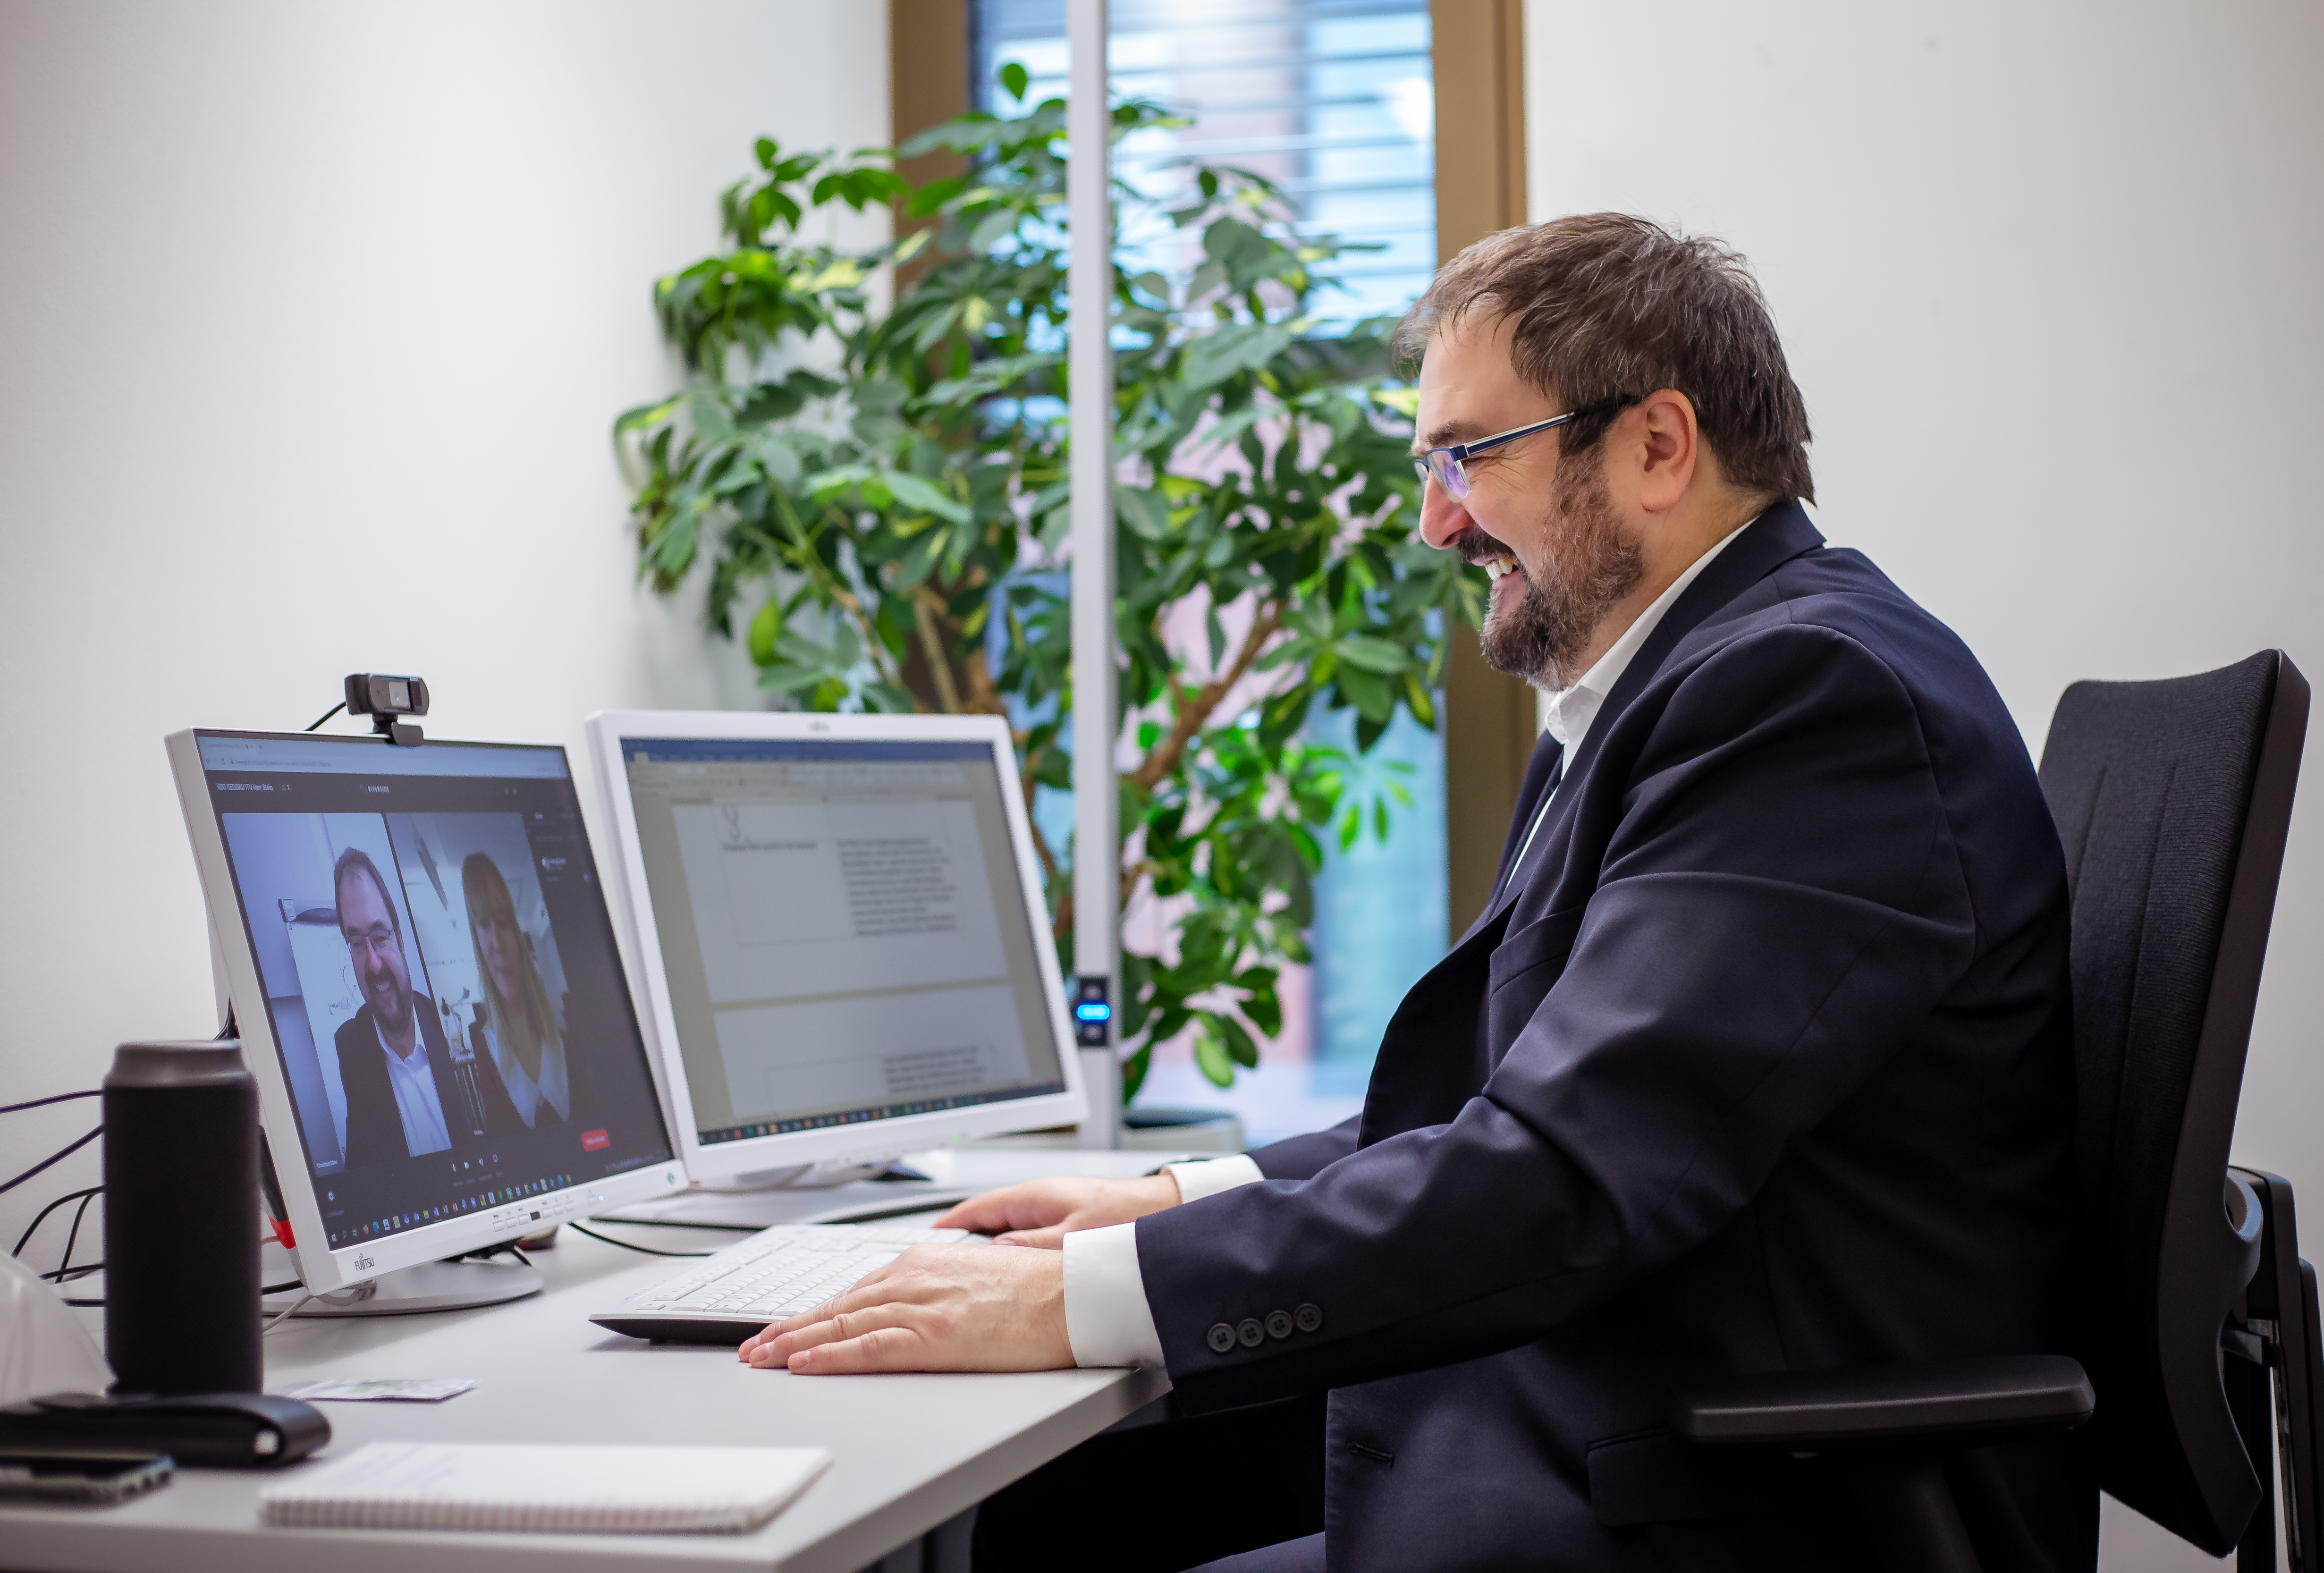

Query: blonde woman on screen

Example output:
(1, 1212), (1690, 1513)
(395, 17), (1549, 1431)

(463, 852), (569, 1129)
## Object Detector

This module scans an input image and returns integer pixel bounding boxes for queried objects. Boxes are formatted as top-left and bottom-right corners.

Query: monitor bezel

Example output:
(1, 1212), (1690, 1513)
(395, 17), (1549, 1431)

(166, 727), (688, 1294)
(583, 709), (1091, 1182)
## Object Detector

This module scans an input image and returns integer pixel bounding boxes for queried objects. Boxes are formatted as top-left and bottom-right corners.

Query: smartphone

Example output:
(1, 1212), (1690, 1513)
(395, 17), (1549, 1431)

(0, 1449), (174, 1505)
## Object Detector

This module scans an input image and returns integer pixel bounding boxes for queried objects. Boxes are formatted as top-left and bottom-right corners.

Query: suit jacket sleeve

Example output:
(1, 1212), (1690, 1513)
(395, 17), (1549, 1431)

(334, 1011), (389, 1168)
(1134, 623), (1982, 1409)
(1248, 1115), (1360, 1181)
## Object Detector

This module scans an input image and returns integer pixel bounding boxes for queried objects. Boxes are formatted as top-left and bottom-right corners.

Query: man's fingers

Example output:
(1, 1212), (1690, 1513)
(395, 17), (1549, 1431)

(930, 1192), (1020, 1231)
(737, 1242), (1069, 1375)
(766, 1257), (935, 1336)
(772, 1282), (889, 1336)
(749, 1302), (921, 1366)
(930, 1180), (1049, 1229)
(787, 1323), (930, 1375)
(930, 1199), (997, 1231)
(930, 1180), (1092, 1236)
(995, 1225), (1069, 1248)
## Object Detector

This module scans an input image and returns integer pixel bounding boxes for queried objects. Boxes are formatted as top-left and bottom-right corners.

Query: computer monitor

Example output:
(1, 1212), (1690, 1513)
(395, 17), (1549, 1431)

(166, 729), (685, 1295)
(583, 711), (1088, 1184)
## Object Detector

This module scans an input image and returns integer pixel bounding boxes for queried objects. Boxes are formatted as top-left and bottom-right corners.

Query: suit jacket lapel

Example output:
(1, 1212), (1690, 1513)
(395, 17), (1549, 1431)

(1457, 732), (1564, 947)
(347, 1006), (393, 1164)
(1484, 501), (1827, 922)
(1366, 505), (1828, 1142)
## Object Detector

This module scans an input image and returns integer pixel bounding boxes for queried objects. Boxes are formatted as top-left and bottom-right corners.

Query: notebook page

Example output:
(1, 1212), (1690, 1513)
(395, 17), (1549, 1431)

(259, 1441), (830, 1533)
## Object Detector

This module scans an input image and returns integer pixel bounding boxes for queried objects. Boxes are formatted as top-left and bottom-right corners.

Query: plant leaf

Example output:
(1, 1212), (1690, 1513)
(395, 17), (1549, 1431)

(1181, 324), (1293, 391)
(1334, 634), (1410, 674)
(884, 469), (972, 524)
(746, 597), (785, 666)
(1116, 486), (1173, 541)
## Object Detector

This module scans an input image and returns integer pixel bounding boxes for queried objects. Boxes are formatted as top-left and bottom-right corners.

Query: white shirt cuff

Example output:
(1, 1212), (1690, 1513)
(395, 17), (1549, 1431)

(1163, 1154), (1265, 1203)
(1060, 1223), (1167, 1370)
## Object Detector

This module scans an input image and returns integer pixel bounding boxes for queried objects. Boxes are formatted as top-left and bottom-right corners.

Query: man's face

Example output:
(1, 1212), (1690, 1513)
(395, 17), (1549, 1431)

(1414, 313), (1643, 689)
(338, 872), (412, 1035)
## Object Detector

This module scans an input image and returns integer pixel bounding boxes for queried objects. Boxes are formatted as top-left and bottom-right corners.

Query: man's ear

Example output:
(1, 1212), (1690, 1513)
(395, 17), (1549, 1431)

(1632, 389), (1700, 515)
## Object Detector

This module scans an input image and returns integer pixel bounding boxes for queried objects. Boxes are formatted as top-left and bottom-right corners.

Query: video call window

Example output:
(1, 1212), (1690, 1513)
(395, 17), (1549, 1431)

(194, 734), (672, 1251)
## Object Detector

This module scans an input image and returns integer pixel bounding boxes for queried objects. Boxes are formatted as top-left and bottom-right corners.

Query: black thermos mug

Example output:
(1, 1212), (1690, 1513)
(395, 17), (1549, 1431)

(103, 1040), (262, 1394)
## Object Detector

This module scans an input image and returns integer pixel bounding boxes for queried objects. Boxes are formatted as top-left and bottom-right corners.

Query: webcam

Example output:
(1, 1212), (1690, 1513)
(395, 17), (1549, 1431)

(344, 673), (429, 745)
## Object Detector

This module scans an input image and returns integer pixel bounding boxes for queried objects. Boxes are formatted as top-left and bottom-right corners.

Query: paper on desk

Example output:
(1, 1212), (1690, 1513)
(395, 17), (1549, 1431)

(277, 1378), (477, 1403)
(259, 1440), (832, 1533)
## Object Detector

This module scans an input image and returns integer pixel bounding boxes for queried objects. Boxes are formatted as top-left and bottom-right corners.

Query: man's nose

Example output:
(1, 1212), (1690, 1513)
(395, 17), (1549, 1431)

(1418, 478), (1470, 550)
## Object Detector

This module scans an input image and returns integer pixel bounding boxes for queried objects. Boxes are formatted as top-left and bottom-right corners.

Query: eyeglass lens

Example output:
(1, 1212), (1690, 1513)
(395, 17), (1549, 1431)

(1415, 452), (1470, 501)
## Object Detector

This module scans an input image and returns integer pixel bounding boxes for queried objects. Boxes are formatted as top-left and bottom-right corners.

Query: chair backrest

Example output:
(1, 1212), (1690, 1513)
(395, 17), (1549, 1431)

(2037, 650), (2309, 1552)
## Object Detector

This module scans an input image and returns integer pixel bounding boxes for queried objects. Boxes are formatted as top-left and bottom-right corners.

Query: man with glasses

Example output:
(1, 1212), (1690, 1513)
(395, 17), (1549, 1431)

(736, 215), (2081, 1572)
(331, 846), (520, 1167)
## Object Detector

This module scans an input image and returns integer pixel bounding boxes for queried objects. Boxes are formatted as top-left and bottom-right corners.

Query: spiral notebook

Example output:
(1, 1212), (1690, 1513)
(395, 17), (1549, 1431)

(258, 1441), (830, 1534)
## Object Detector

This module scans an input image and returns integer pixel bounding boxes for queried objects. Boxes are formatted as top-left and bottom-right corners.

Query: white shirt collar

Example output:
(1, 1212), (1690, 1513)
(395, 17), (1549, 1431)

(375, 1010), (424, 1066)
(1540, 516), (1757, 758)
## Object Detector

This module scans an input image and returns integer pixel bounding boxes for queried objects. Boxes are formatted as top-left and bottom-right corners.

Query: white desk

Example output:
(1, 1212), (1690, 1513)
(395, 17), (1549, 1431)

(0, 1149), (1177, 1573)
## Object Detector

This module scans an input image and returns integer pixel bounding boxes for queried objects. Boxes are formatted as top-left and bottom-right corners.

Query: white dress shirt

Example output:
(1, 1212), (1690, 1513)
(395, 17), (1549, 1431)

(378, 1015), (453, 1158)
(1059, 519), (1757, 1371)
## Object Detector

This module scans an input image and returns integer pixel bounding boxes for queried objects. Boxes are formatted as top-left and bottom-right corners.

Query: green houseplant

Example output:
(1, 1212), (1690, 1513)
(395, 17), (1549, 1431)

(614, 80), (1479, 1098)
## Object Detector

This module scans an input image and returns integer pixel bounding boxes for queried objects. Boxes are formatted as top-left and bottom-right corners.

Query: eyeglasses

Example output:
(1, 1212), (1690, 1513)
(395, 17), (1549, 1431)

(345, 926), (399, 961)
(1412, 411), (1583, 502)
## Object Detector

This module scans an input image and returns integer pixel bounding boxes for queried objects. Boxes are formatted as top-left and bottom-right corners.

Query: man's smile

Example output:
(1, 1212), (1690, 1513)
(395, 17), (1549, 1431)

(1450, 525), (1526, 588)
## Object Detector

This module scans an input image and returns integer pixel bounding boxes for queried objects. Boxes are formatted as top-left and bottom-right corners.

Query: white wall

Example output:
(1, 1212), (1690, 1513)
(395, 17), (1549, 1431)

(1522, 1), (2321, 1565)
(0, 1), (887, 1254)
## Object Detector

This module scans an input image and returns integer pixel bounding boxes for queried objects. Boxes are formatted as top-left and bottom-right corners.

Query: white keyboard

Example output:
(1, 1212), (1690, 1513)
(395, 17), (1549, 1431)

(588, 1222), (989, 1344)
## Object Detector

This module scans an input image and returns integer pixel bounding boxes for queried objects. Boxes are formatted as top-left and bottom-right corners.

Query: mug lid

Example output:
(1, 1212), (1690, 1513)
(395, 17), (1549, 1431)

(104, 1040), (251, 1090)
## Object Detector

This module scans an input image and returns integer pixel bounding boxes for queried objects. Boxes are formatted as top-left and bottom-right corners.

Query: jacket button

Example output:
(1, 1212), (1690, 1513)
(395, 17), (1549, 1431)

(1294, 1302), (1323, 1334)
(1265, 1309), (1293, 1340)
(1237, 1318), (1266, 1348)
(1207, 1322), (1237, 1354)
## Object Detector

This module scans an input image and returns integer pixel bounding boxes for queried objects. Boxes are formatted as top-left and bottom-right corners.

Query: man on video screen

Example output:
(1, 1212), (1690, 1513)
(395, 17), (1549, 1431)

(331, 847), (521, 1165)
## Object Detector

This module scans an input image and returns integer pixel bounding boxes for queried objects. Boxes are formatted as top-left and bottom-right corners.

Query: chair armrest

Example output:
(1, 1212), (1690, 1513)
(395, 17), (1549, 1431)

(1679, 1354), (2093, 1452)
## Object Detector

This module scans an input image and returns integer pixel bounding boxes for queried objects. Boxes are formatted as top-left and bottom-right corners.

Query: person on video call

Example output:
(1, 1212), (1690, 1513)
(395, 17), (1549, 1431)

(332, 847), (521, 1166)
(462, 852), (572, 1130)
(732, 215), (2086, 1572)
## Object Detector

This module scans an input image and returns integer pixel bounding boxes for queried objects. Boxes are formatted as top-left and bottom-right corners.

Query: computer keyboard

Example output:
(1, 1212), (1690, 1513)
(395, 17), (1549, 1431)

(588, 1222), (989, 1344)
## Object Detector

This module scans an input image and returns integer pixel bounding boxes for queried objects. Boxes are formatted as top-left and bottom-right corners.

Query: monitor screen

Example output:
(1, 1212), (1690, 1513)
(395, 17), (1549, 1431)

(188, 731), (674, 1253)
(613, 737), (1068, 1147)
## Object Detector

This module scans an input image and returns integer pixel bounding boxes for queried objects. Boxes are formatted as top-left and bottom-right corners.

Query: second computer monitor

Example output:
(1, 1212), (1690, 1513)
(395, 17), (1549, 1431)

(584, 711), (1087, 1180)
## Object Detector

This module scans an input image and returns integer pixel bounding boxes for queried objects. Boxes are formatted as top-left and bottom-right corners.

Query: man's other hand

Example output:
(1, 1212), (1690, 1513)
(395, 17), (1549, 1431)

(738, 1244), (1072, 1374)
(931, 1173), (1181, 1248)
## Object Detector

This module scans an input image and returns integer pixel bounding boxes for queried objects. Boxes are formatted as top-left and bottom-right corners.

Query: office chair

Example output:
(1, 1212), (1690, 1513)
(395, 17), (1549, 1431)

(1678, 650), (2320, 1573)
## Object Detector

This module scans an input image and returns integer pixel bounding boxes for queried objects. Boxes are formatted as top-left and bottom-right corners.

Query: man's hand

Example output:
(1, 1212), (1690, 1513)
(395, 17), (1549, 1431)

(930, 1173), (1181, 1248)
(738, 1244), (1072, 1374)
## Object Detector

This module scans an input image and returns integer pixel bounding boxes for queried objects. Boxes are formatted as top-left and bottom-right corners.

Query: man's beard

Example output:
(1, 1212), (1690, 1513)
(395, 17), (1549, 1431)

(1478, 454), (1644, 691)
(367, 967), (413, 1036)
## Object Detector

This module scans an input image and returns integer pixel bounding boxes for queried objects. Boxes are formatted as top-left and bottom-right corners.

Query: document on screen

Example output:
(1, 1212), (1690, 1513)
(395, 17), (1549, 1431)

(670, 797), (1029, 1116)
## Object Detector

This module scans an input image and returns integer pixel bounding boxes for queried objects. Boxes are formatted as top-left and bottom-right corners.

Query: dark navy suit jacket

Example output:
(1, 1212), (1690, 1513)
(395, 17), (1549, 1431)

(1135, 504), (2091, 1570)
(334, 998), (522, 1170)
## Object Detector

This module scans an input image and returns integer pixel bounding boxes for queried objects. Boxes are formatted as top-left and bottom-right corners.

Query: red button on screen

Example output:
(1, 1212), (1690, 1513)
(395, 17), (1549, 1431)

(581, 1128), (610, 1151)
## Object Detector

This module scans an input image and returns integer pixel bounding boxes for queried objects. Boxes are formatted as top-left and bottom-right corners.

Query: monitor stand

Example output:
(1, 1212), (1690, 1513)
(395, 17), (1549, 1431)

(261, 1257), (541, 1318)
(697, 1157), (930, 1192)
